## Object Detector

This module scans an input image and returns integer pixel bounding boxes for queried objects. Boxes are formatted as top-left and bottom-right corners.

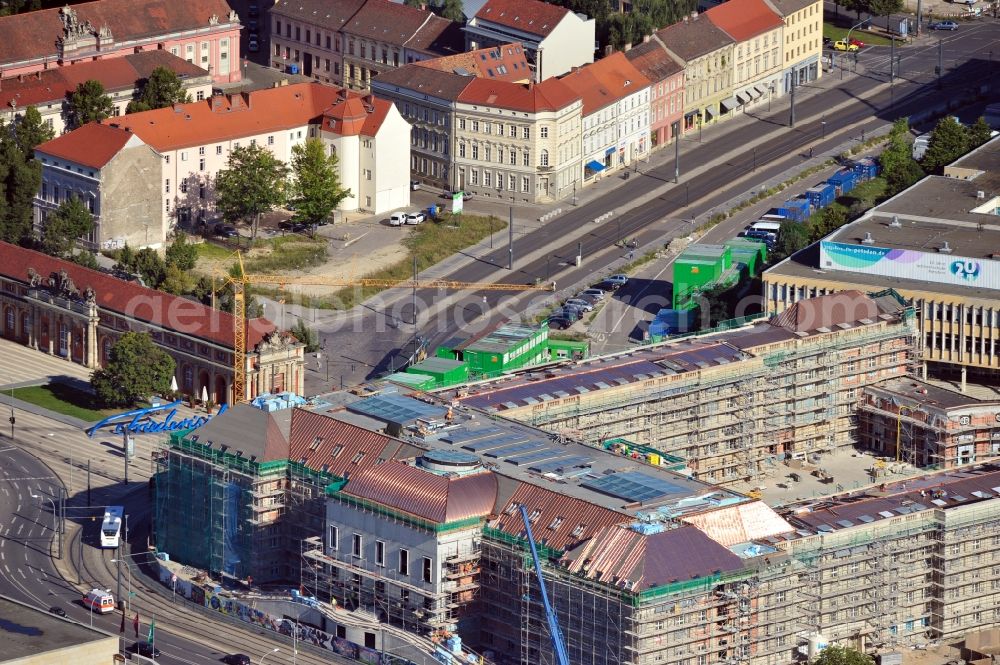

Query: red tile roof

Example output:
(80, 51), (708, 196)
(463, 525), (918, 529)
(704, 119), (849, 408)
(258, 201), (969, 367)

(103, 83), (393, 152)
(559, 51), (651, 116)
(705, 0), (784, 41)
(405, 14), (464, 56)
(35, 122), (138, 170)
(0, 0), (233, 66)
(342, 0), (434, 47)
(474, 0), (570, 38)
(287, 409), (407, 477)
(489, 482), (624, 551)
(624, 40), (683, 84)
(456, 76), (579, 113)
(0, 241), (273, 348)
(341, 460), (498, 524)
(0, 50), (208, 112)
(416, 43), (531, 83)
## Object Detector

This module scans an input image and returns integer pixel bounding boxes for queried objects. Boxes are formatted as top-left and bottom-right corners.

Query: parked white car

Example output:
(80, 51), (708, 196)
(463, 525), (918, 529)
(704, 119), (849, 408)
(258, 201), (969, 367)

(406, 212), (426, 225)
(389, 212), (407, 226)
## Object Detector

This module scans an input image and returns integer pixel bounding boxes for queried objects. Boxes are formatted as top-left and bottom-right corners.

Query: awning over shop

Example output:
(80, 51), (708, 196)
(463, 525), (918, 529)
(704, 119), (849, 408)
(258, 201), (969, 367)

(704, 106), (714, 120)
(605, 146), (616, 155)
(684, 110), (699, 119)
(719, 96), (738, 113)
(753, 85), (765, 98)
(585, 160), (606, 172)
(736, 90), (751, 104)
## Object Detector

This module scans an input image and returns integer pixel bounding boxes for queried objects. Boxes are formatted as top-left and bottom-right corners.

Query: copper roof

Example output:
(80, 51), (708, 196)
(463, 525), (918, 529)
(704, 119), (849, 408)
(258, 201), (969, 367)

(490, 482), (625, 550)
(770, 290), (879, 332)
(680, 501), (794, 547)
(563, 523), (744, 590)
(0, 241), (273, 348)
(288, 409), (405, 477)
(342, 460), (498, 524)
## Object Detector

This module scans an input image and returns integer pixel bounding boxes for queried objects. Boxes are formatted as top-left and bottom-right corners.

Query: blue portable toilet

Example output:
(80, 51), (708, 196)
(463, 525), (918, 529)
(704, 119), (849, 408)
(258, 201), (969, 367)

(289, 64), (299, 74)
(827, 169), (857, 196)
(428, 204), (438, 218)
(852, 157), (879, 181)
(804, 183), (836, 210)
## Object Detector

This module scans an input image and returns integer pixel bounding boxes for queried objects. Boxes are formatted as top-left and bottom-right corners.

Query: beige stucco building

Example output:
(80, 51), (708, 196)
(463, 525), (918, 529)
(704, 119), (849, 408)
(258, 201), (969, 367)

(707, 0), (785, 113)
(767, 0), (824, 92)
(656, 14), (735, 132)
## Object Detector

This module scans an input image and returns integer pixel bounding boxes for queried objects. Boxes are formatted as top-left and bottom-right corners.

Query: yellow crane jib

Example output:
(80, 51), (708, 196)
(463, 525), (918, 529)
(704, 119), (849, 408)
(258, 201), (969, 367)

(222, 251), (554, 402)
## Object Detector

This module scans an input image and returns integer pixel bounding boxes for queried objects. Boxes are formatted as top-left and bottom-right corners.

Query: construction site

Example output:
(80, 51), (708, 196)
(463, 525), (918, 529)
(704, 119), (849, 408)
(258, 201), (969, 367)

(449, 290), (918, 486)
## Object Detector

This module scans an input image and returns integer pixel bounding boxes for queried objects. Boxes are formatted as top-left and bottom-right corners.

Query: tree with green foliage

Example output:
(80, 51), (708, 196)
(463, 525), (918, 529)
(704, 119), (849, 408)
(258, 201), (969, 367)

(864, 0), (903, 17)
(775, 220), (810, 259)
(40, 196), (93, 258)
(160, 263), (195, 295)
(12, 106), (54, 155)
(288, 138), (350, 227)
(809, 205), (848, 243)
(132, 247), (167, 289)
(880, 118), (924, 194)
(290, 318), (320, 352)
(67, 80), (114, 129)
(126, 67), (192, 114)
(921, 116), (969, 174)
(68, 250), (100, 269)
(113, 243), (136, 273)
(215, 143), (288, 244)
(165, 231), (198, 270)
(0, 119), (43, 245)
(968, 116), (993, 148)
(810, 645), (874, 665)
(91, 332), (176, 407)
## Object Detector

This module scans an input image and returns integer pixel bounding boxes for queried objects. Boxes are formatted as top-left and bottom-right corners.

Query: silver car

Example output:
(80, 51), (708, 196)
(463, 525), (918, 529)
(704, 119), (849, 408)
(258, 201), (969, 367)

(564, 298), (594, 312)
(579, 288), (607, 300)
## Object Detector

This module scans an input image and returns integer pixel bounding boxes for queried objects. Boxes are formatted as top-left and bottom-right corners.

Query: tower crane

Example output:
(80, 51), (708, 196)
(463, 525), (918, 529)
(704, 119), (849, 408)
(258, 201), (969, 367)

(519, 504), (571, 665)
(224, 252), (554, 402)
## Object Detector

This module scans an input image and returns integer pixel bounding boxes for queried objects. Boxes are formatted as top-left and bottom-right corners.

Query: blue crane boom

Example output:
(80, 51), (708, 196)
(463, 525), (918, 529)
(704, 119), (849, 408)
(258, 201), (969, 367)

(518, 505), (571, 665)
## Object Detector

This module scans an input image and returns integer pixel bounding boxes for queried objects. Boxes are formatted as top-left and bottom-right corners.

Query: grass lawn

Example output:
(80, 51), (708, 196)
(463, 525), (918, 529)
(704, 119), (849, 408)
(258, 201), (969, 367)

(10, 383), (119, 421)
(241, 235), (328, 273)
(194, 241), (235, 261)
(326, 213), (508, 310)
(823, 22), (895, 46)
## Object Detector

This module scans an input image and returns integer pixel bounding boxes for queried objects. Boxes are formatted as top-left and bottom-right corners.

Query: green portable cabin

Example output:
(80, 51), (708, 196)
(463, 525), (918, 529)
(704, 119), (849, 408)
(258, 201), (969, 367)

(723, 238), (768, 279)
(405, 357), (470, 388)
(458, 323), (549, 377)
(385, 371), (437, 391)
(546, 338), (590, 362)
(672, 244), (732, 309)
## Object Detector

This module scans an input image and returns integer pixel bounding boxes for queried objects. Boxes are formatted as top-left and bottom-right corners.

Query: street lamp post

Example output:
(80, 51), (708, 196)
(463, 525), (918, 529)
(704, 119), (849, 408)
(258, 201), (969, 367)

(259, 647), (280, 665)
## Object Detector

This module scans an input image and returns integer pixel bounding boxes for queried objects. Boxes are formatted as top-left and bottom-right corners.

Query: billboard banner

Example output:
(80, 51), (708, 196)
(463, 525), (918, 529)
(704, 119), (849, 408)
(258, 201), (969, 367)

(451, 192), (464, 214)
(820, 240), (1000, 291)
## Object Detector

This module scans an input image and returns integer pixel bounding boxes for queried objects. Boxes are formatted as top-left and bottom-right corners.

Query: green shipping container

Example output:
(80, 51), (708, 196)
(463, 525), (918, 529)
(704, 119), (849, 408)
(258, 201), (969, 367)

(672, 244), (732, 309)
(723, 238), (767, 278)
(406, 357), (470, 387)
(385, 372), (436, 390)
(547, 338), (589, 361)
(460, 323), (548, 377)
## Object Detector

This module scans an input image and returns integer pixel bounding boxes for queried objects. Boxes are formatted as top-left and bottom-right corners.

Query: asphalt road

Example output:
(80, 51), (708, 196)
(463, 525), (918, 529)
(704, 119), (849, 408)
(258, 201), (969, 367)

(300, 19), (998, 390)
(0, 440), (338, 665)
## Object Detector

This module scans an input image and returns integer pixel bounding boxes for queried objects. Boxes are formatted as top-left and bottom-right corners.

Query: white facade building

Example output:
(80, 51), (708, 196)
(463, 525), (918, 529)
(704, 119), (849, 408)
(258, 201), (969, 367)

(561, 52), (651, 181)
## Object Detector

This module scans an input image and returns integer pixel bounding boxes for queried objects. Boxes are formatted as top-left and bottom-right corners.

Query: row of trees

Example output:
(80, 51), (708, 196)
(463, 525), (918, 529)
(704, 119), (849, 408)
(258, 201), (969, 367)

(215, 138), (351, 242)
(775, 114), (995, 260)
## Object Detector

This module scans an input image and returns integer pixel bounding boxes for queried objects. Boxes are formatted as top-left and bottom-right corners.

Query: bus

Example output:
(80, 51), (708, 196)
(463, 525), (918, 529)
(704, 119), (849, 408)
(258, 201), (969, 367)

(100, 506), (124, 548)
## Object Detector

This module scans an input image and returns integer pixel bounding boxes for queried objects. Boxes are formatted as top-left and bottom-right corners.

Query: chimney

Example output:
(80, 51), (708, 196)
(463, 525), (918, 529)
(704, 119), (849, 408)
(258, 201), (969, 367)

(889, 215), (901, 228)
(861, 232), (874, 245)
(643, 34), (651, 44)
(35, 71), (41, 80)
(624, 42), (632, 52)
(18, 74), (23, 82)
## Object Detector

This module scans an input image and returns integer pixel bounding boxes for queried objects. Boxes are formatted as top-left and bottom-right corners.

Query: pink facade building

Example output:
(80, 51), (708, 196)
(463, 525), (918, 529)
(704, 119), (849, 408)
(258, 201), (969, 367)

(625, 37), (685, 148)
(0, 0), (242, 84)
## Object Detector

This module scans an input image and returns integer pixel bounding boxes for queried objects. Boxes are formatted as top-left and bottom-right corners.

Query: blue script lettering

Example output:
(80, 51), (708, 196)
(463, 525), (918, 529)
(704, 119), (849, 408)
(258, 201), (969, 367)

(86, 401), (229, 438)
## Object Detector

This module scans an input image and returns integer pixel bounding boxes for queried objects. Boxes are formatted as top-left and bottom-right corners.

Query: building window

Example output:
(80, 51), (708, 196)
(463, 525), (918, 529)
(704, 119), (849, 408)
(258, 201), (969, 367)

(523, 152), (530, 167)
(376, 541), (385, 566)
(398, 548), (409, 575)
(165, 179), (170, 193)
(540, 126), (548, 139)
(352, 534), (362, 558)
(522, 127), (529, 139)
(459, 143), (466, 158)
(522, 176), (529, 192)
(509, 150), (516, 165)
(216, 145), (223, 155)
(422, 557), (432, 583)
(471, 145), (479, 160)
(199, 158), (205, 171)
(328, 525), (338, 550)
(540, 150), (549, 167)
(267, 135), (274, 145)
